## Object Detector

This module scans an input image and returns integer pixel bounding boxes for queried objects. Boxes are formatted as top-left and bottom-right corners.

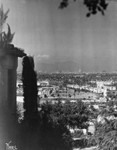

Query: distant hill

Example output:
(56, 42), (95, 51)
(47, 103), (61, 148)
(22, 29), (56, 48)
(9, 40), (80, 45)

(35, 60), (80, 73)
(17, 56), (113, 73)
(17, 59), (80, 73)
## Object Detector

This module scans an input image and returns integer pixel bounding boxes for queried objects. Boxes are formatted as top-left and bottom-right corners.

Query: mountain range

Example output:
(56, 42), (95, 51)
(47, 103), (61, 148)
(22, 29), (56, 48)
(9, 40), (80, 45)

(17, 57), (114, 73)
(36, 60), (80, 73)
(17, 59), (80, 73)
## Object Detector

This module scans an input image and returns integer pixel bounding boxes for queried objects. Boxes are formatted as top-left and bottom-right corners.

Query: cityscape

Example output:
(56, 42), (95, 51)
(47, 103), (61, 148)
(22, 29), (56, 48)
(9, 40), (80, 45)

(17, 72), (117, 103)
(1, 0), (117, 149)
(17, 72), (117, 149)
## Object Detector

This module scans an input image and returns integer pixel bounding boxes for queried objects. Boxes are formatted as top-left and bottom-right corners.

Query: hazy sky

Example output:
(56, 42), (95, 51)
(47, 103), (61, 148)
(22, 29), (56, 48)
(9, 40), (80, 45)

(2, 0), (117, 72)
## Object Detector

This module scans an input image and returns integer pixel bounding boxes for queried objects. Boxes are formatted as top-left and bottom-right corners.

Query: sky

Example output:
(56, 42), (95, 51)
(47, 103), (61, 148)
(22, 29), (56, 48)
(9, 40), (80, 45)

(1, 0), (117, 72)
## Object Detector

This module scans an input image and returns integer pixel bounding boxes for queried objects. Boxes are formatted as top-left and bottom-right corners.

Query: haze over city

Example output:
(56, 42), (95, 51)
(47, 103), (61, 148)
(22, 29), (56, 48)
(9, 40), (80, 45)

(2, 0), (117, 72)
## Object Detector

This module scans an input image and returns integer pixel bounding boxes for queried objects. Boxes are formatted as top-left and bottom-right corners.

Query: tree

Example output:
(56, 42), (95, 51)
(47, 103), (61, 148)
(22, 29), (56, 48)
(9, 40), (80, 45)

(89, 120), (117, 150)
(59, 0), (109, 17)
(74, 88), (77, 98)
(40, 100), (90, 129)
(0, 4), (14, 47)
(63, 79), (68, 98)
(22, 56), (38, 119)
(87, 100), (117, 149)
(37, 100), (90, 150)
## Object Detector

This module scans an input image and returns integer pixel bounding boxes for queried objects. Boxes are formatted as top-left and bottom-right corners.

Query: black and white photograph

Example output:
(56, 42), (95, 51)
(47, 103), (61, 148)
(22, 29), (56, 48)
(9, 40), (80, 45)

(0, 0), (117, 150)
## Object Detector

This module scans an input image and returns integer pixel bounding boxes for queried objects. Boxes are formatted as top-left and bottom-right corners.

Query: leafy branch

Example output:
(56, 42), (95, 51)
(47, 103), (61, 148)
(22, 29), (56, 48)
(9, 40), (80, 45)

(59, 0), (109, 17)
(0, 4), (14, 48)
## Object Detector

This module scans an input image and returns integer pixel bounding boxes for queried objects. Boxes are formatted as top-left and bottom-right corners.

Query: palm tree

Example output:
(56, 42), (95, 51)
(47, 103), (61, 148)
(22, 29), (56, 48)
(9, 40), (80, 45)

(63, 79), (68, 98)
(74, 88), (77, 99)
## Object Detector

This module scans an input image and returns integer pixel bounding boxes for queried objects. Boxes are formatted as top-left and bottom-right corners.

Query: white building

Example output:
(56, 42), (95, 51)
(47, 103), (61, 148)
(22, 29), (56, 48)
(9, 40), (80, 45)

(96, 80), (116, 97)
(37, 80), (49, 87)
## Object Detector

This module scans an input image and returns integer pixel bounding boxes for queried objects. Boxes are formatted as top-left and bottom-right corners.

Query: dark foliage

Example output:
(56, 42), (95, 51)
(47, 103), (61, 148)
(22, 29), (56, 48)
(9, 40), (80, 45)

(22, 56), (38, 118)
(59, 0), (108, 17)
(18, 102), (73, 150)
(38, 118), (73, 150)
(18, 100), (90, 150)
(40, 100), (89, 129)
(88, 120), (117, 150)
(72, 138), (88, 148)
(21, 56), (73, 150)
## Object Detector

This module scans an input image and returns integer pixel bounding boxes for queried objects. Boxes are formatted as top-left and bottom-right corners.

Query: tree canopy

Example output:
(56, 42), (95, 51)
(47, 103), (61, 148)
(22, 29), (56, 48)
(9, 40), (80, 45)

(40, 100), (90, 129)
(59, 0), (109, 17)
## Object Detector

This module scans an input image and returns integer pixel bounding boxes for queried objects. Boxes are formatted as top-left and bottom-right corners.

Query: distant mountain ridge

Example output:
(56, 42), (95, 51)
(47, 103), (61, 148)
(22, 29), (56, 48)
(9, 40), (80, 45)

(17, 57), (114, 73)
(36, 60), (80, 73)
(17, 59), (80, 73)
